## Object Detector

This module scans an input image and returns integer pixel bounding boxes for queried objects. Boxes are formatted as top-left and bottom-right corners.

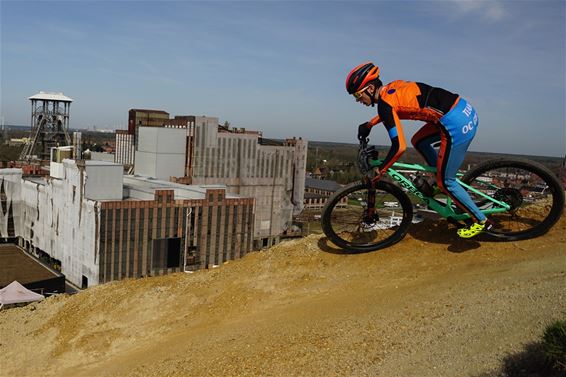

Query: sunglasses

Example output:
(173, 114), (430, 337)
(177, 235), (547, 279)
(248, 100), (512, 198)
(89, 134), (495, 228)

(353, 86), (370, 99)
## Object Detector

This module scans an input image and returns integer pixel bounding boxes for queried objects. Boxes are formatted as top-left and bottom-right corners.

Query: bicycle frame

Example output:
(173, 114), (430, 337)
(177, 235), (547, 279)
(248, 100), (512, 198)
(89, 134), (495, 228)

(370, 159), (512, 221)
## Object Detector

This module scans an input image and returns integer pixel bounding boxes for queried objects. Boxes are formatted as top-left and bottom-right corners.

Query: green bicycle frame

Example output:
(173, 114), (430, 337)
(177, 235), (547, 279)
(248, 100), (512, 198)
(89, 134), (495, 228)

(370, 159), (511, 221)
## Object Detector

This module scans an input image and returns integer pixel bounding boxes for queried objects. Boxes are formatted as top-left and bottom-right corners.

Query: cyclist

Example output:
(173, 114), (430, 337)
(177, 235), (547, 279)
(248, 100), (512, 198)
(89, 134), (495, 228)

(346, 61), (489, 238)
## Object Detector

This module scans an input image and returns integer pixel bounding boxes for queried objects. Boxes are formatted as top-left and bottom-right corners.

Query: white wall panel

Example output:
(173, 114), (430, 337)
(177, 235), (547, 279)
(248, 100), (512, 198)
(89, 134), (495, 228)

(0, 163), (100, 287)
(84, 162), (123, 200)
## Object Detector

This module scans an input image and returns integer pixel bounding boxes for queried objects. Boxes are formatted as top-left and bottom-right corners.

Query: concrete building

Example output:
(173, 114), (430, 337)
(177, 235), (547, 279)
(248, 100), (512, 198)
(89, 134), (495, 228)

(121, 110), (307, 249)
(72, 131), (82, 160)
(0, 150), (255, 288)
(89, 152), (115, 163)
(136, 116), (307, 249)
(134, 126), (186, 181)
(114, 130), (135, 166)
(185, 118), (307, 249)
(304, 178), (344, 209)
(128, 109), (170, 142)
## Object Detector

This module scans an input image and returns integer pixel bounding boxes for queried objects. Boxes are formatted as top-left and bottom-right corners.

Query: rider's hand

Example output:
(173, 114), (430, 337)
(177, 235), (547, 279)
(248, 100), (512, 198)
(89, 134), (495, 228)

(357, 122), (371, 141)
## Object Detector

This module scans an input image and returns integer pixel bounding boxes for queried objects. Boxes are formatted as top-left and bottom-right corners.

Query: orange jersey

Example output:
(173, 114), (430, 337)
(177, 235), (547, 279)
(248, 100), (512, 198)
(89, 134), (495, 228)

(369, 80), (459, 173)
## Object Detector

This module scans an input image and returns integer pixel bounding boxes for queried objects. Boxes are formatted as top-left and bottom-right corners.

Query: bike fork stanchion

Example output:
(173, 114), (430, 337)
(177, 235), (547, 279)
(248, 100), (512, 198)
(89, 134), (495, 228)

(365, 186), (377, 222)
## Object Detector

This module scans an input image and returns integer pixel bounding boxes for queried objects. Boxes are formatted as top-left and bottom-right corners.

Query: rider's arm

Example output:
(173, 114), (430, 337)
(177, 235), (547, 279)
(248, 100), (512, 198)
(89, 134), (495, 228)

(377, 99), (407, 174)
(368, 115), (381, 127)
(357, 115), (382, 140)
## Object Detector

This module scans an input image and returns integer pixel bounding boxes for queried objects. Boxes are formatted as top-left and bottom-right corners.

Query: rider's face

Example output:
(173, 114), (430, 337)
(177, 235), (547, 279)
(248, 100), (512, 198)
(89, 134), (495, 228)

(354, 85), (374, 107)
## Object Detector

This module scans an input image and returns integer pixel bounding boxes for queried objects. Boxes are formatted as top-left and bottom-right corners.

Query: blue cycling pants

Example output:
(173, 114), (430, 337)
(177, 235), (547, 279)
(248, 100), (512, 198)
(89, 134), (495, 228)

(411, 98), (486, 222)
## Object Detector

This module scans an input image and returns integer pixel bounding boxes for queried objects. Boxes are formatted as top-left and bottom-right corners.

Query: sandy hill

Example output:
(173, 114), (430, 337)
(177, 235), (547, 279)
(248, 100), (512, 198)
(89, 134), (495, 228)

(1, 216), (565, 377)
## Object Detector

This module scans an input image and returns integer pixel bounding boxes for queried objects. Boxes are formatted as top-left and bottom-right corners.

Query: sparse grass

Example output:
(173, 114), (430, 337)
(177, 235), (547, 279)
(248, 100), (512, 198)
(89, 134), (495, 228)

(490, 320), (566, 377)
(543, 320), (566, 372)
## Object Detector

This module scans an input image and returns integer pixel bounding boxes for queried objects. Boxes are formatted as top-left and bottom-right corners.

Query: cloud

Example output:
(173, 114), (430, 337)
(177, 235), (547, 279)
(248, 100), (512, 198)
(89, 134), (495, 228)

(449, 0), (507, 21)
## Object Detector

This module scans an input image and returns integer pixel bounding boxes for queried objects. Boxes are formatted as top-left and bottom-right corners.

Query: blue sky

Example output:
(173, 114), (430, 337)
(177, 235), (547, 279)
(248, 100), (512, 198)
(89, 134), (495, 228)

(1, 1), (565, 157)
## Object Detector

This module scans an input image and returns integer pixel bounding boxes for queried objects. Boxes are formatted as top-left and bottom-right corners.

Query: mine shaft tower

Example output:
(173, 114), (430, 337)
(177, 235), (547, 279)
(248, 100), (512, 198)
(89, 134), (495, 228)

(19, 91), (73, 161)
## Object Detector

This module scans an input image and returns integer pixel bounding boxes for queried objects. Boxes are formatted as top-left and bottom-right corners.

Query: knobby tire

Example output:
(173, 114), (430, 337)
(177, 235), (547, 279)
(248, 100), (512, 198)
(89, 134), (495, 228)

(321, 181), (413, 253)
(461, 158), (564, 241)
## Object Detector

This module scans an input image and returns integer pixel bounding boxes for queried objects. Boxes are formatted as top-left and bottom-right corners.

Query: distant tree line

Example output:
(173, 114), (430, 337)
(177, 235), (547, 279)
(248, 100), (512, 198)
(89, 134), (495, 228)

(306, 141), (563, 184)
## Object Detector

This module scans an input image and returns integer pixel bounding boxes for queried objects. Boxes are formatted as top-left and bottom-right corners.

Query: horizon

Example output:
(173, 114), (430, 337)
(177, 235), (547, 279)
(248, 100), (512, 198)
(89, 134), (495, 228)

(1, 1), (564, 157)
(3, 123), (564, 160)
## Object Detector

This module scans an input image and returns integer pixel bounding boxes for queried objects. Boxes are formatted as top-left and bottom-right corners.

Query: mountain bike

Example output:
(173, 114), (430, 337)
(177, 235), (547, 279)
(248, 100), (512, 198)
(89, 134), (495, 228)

(321, 139), (565, 252)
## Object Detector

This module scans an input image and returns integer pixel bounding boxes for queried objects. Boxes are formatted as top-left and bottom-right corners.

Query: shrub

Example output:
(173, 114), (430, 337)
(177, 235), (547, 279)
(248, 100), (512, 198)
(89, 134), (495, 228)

(543, 320), (566, 372)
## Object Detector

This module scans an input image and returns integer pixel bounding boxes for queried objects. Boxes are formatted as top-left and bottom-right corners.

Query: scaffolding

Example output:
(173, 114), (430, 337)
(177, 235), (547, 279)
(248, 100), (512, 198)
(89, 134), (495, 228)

(19, 92), (73, 161)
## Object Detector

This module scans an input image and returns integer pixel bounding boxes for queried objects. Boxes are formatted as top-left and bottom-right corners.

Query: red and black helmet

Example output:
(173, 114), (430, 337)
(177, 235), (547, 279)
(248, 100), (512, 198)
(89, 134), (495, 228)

(345, 62), (380, 94)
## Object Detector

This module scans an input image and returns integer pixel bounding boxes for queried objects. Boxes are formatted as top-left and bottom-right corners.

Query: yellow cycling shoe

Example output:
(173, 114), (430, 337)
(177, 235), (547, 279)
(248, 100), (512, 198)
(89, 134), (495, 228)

(457, 221), (488, 239)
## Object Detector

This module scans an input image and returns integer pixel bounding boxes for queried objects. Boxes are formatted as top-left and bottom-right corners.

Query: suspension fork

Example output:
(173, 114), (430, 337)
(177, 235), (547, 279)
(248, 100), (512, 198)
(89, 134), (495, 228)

(363, 179), (377, 222)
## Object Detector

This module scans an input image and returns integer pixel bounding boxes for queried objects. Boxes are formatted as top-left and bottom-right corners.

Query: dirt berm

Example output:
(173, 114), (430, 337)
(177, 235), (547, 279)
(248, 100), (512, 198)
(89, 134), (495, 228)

(1, 215), (565, 377)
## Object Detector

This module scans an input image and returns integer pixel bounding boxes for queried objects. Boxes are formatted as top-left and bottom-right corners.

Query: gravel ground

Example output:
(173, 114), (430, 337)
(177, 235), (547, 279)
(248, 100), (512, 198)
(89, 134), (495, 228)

(0, 215), (565, 377)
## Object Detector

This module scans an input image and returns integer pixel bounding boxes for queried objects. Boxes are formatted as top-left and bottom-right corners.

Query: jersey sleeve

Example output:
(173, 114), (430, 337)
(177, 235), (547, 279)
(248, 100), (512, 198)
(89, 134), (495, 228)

(377, 99), (407, 173)
(368, 115), (382, 127)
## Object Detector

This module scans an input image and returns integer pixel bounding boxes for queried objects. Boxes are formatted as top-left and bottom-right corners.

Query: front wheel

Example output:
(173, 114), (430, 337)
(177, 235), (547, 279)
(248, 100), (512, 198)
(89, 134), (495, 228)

(461, 158), (564, 241)
(321, 181), (413, 252)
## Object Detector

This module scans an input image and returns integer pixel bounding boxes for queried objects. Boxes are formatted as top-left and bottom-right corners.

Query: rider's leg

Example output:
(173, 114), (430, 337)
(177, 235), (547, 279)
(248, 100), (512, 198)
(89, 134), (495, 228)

(411, 122), (441, 167)
(437, 136), (486, 222)
(437, 98), (487, 238)
(412, 123), (442, 196)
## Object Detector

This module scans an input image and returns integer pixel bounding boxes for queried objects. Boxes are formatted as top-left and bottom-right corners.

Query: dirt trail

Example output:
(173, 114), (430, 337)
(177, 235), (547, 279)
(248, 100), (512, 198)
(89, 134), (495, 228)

(1, 216), (565, 377)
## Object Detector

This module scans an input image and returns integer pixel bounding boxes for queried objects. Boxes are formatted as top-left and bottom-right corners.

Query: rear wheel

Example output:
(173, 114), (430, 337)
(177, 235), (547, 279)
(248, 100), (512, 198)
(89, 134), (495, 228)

(461, 158), (564, 241)
(321, 181), (413, 252)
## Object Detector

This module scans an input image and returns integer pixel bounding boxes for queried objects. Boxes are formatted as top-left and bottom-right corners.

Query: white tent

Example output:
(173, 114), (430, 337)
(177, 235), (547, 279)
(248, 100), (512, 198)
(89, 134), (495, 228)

(0, 281), (45, 309)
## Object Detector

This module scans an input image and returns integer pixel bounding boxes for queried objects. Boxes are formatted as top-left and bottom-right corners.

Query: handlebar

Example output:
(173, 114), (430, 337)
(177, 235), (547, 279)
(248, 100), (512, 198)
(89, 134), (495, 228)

(357, 138), (380, 176)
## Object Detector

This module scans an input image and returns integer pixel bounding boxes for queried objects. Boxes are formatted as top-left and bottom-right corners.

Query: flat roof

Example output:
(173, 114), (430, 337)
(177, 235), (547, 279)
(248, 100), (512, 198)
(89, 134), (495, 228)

(305, 177), (342, 192)
(13, 168), (247, 202)
(85, 160), (122, 167)
(129, 109), (169, 114)
(123, 175), (242, 201)
(29, 91), (73, 102)
(0, 245), (61, 287)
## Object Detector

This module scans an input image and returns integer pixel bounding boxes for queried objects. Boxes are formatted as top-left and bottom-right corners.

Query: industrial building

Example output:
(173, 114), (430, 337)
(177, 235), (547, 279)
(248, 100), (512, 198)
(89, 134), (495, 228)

(114, 130), (135, 166)
(0, 148), (255, 288)
(184, 118), (307, 249)
(4, 97), (295, 288)
(117, 112), (307, 249)
(303, 178), (344, 209)
(19, 91), (74, 161)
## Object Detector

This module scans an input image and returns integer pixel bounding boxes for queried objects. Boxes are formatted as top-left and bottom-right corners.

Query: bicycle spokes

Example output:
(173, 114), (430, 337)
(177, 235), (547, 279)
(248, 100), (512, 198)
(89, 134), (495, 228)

(461, 160), (564, 239)
(321, 181), (413, 252)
